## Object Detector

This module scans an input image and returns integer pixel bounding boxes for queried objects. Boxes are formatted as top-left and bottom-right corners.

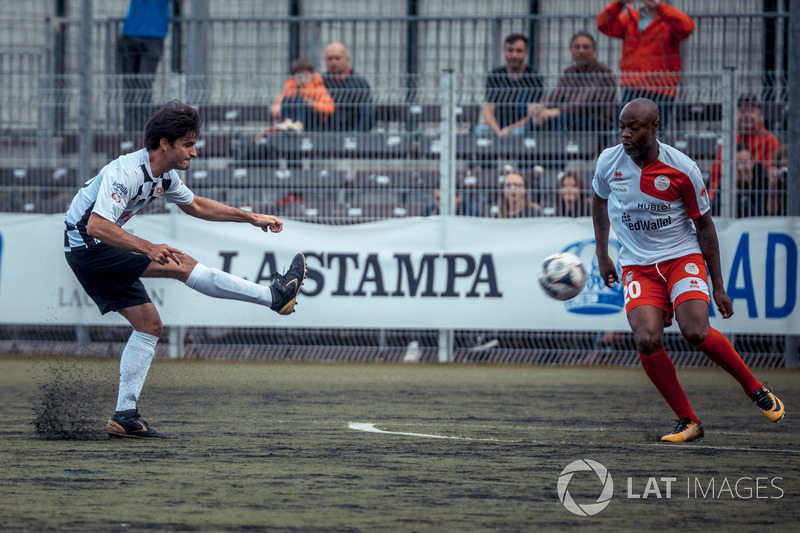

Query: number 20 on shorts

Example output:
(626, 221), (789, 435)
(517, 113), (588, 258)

(624, 280), (641, 305)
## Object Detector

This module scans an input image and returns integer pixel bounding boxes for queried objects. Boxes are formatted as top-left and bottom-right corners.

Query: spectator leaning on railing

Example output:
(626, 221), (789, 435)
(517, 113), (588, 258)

(527, 31), (616, 134)
(475, 34), (545, 137)
(597, 0), (695, 128)
(322, 42), (376, 132)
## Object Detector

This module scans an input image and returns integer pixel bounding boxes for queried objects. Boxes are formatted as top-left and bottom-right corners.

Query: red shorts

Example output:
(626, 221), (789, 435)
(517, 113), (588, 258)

(622, 253), (710, 318)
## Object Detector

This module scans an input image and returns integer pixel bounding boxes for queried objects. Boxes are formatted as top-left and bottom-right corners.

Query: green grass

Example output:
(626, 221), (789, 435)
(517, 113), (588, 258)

(1, 356), (798, 532)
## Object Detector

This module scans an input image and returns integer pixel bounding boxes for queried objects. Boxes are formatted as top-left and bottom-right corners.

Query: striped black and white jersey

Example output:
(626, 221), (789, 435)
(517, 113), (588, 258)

(64, 148), (194, 251)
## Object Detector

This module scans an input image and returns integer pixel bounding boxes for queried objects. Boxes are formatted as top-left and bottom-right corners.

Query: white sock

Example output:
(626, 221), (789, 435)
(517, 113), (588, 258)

(115, 330), (159, 412)
(185, 263), (274, 307)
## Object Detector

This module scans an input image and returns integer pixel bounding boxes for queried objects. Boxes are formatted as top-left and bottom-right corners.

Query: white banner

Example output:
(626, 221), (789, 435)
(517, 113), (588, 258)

(0, 213), (798, 333)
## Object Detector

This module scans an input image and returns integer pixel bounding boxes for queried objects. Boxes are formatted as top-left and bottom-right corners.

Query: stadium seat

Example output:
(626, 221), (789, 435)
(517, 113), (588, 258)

(665, 134), (720, 160)
(374, 103), (480, 128)
(0, 166), (80, 188)
(339, 134), (412, 159)
(61, 133), (141, 157)
(421, 133), (600, 161)
(353, 169), (439, 190)
(268, 132), (412, 160)
(197, 104), (272, 123)
(196, 133), (236, 158)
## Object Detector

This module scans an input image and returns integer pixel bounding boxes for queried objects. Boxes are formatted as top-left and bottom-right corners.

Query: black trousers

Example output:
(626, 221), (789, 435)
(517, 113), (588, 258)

(117, 34), (165, 132)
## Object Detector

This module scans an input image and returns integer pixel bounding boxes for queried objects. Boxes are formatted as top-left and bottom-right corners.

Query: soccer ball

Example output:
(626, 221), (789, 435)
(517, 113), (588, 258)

(538, 252), (586, 301)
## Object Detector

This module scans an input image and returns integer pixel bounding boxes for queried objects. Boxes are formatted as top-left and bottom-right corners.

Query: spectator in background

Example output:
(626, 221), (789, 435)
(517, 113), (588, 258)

(733, 145), (768, 218)
(234, 59), (334, 163)
(767, 146), (788, 216)
(117, 0), (185, 132)
(496, 172), (542, 218)
(322, 42), (375, 132)
(549, 170), (592, 217)
(271, 58), (334, 132)
(475, 34), (545, 137)
(709, 93), (781, 204)
(422, 188), (482, 217)
(597, 0), (695, 128)
(527, 31), (616, 133)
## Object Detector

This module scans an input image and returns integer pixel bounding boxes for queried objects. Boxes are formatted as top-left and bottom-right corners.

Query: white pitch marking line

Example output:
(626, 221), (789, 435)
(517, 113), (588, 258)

(644, 443), (800, 454)
(348, 422), (516, 442)
(370, 422), (763, 437)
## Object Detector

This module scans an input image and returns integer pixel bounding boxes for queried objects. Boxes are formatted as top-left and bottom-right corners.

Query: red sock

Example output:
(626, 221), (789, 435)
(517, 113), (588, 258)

(697, 327), (761, 395)
(639, 348), (699, 423)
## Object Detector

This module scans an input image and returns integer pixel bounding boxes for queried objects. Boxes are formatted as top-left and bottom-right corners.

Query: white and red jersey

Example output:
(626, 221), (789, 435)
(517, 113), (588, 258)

(592, 141), (711, 266)
(64, 148), (194, 250)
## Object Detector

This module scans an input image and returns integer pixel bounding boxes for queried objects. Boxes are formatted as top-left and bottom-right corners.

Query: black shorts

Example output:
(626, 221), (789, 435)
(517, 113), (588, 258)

(65, 243), (152, 314)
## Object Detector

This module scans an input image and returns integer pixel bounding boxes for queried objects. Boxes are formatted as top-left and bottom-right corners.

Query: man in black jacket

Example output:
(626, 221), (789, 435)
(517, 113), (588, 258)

(322, 42), (375, 132)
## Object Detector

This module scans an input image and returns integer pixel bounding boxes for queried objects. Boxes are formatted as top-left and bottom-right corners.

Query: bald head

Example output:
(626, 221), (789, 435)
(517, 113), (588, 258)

(325, 42), (350, 75)
(620, 98), (660, 126)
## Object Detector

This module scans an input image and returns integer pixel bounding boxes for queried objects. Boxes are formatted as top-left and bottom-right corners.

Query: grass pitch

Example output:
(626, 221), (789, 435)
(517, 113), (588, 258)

(1, 356), (798, 531)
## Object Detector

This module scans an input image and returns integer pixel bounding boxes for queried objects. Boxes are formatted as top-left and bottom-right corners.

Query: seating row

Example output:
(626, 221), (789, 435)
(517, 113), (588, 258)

(60, 130), (723, 161)
(0, 165), (497, 192)
(196, 101), (786, 127)
(198, 103), (483, 125)
(185, 167), (445, 190)
(0, 166), (81, 187)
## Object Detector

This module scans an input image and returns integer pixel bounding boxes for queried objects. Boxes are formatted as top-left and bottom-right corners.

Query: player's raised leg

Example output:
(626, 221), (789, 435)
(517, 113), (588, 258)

(677, 300), (785, 423)
(144, 252), (307, 315)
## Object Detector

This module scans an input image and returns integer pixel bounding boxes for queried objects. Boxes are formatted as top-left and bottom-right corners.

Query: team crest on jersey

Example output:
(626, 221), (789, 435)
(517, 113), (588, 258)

(654, 175), (670, 191)
(685, 262), (700, 275)
(154, 187), (164, 197)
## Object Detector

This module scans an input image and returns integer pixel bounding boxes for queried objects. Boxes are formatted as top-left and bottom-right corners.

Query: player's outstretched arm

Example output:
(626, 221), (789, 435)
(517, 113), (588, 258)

(693, 212), (733, 318)
(591, 192), (619, 287)
(178, 196), (283, 233)
(86, 213), (185, 265)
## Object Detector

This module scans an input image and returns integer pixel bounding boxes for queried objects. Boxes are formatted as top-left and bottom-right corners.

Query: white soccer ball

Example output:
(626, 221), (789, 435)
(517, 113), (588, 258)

(538, 252), (587, 301)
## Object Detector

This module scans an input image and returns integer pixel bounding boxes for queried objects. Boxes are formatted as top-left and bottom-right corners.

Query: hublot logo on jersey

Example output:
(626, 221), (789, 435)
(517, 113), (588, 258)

(625, 216), (672, 231)
(637, 202), (670, 212)
(112, 181), (129, 195)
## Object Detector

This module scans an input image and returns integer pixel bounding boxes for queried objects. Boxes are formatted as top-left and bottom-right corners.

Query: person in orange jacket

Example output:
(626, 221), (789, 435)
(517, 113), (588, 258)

(597, 0), (695, 128)
(271, 58), (335, 132)
(708, 93), (781, 208)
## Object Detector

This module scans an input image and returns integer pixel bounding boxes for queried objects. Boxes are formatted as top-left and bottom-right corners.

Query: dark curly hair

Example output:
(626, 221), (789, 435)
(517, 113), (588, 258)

(144, 100), (202, 150)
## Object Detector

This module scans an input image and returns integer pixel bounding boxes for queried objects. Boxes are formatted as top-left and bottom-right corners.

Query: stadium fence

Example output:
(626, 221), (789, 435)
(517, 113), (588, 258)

(0, 4), (796, 367)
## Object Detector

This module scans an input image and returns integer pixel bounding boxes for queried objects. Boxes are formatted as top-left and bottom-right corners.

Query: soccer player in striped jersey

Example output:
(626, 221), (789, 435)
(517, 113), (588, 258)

(591, 98), (784, 442)
(64, 101), (306, 439)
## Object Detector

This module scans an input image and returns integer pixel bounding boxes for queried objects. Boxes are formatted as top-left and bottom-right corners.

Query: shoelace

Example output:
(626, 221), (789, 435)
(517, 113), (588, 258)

(751, 385), (776, 410)
(671, 418), (693, 433)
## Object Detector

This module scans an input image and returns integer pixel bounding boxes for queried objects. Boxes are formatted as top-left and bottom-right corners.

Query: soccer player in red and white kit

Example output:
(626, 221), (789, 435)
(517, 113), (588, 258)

(591, 98), (784, 442)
